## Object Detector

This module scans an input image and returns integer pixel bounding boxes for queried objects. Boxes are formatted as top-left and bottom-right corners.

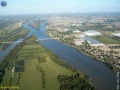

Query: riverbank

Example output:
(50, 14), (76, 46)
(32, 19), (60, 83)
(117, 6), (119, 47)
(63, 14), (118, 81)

(46, 30), (117, 72)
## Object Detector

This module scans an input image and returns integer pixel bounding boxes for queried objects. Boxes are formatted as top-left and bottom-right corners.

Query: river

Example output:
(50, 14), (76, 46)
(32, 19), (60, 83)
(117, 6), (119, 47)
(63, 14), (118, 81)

(0, 21), (116, 90)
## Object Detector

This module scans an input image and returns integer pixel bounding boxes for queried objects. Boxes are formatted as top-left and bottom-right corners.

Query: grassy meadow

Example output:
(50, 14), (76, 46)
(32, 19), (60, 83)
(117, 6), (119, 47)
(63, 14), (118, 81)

(93, 35), (120, 44)
(0, 36), (74, 90)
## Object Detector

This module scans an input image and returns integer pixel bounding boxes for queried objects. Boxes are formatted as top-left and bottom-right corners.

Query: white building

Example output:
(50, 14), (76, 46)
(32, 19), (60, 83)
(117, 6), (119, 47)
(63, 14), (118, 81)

(73, 30), (81, 33)
(77, 34), (86, 38)
(64, 29), (69, 32)
(112, 33), (120, 38)
(84, 37), (104, 46)
(84, 30), (102, 36)
(74, 41), (83, 45)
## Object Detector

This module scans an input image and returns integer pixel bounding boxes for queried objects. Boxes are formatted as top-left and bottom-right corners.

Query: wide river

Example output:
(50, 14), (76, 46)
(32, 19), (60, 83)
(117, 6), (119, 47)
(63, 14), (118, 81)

(0, 21), (116, 90)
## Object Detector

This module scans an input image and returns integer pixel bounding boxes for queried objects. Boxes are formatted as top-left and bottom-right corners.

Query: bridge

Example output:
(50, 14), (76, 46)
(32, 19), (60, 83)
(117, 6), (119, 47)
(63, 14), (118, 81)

(36, 38), (57, 41)
(0, 41), (22, 44)
(0, 38), (58, 44)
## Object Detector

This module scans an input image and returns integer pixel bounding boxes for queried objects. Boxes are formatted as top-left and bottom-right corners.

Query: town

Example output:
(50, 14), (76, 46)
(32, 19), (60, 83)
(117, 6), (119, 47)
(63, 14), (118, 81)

(46, 13), (120, 71)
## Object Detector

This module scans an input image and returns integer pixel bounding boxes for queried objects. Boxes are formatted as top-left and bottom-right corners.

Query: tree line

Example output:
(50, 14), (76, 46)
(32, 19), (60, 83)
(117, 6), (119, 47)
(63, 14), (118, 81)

(57, 73), (96, 90)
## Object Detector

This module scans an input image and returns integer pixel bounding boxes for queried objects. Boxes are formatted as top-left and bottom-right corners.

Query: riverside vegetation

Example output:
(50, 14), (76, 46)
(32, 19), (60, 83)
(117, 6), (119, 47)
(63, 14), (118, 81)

(29, 20), (45, 30)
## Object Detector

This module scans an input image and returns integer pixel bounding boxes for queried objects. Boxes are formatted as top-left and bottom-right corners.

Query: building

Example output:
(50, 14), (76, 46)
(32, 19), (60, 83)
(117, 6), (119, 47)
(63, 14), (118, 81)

(73, 30), (81, 33)
(64, 29), (69, 32)
(84, 30), (102, 36)
(83, 37), (104, 46)
(74, 41), (83, 45)
(112, 33), (120, 38)
(78, 34), (86, 38)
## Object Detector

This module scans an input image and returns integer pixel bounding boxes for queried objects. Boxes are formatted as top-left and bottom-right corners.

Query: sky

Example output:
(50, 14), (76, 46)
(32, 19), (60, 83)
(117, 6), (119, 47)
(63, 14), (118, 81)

(0, 0), (120, 15)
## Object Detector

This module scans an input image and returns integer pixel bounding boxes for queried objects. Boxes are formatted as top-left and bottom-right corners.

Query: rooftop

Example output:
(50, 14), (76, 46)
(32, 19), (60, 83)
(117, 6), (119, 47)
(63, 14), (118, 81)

(84, 30), (102, 36)
(74, 41), (83, 45)
(73, 30), (81, 33)
(83, 37), (104, 46)
(112, 33), (120, 37)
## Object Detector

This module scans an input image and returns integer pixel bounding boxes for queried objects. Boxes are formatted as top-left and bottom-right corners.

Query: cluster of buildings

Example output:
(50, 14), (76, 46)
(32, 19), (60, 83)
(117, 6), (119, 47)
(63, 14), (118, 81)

(46, 15), (120, 69)
(73, 30), (104, 46)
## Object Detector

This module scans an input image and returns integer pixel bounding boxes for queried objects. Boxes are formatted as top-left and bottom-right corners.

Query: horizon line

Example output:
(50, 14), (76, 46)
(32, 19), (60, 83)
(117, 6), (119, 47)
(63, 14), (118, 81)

(1, 12), (120, 16)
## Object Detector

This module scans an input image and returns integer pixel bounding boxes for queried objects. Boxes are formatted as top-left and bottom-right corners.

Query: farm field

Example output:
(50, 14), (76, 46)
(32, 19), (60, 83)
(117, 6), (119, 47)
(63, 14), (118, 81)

(93, 35), (120, 44)
(0, 21), (24, 38)
(0, 36), (74, 90)
(0, 35), (95, 90)
(3, 21), (24, 32)
(0, 28), (28, 50)
(0, 21), (25, 39)
(0, 21), (29, 50)
(18, 44), (74, 90)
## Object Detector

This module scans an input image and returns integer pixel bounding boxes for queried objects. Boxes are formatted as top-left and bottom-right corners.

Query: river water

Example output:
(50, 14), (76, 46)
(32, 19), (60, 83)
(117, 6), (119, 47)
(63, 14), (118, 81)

(0, 21), (116, 90)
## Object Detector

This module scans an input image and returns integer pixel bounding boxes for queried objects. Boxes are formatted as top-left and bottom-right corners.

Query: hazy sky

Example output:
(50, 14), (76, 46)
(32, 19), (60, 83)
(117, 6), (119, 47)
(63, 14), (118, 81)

(0, 0), (120, 15)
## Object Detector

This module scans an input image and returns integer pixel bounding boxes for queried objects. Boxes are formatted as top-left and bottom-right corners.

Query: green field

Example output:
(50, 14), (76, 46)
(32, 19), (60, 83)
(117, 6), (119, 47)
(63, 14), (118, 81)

(0, 35), (95, 90)
(93, 35), (120, 44)
(0, 28), (28, 50)
(0, 36), (74, 90)
(0, 22), (23, 38)
(4, 22), (23, 31)
(18, 44), (74, 90)
(0, 21), (29, 50)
